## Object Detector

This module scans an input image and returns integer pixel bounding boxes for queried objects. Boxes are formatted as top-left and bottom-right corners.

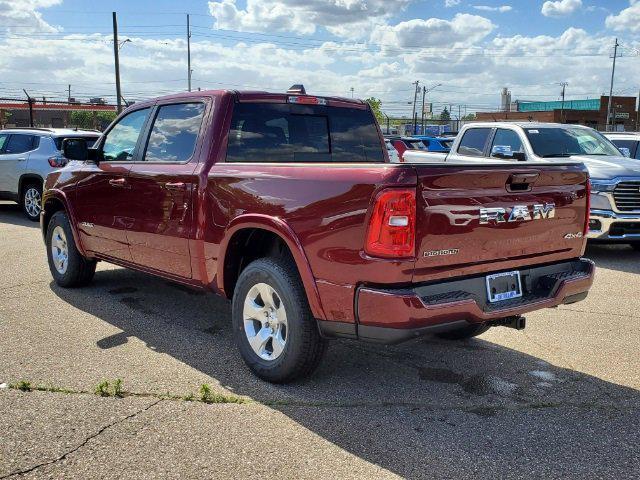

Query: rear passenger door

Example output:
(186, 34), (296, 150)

(449, 128), (492, 161)
(0, 134), (38, 193)
(126, 101), (207, 279)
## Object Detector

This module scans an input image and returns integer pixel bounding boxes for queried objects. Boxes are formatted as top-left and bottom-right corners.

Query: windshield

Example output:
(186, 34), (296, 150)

(525, 127), (620, 157)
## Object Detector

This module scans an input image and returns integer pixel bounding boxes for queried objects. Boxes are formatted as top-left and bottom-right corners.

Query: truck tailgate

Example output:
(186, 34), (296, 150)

(412, 163), (589, 283)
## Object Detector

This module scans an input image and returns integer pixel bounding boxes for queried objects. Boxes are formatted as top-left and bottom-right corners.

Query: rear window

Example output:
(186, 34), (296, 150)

(54, 136), (99, 150)
(226, 102), (384, 163)
(458, 128), (491, 157)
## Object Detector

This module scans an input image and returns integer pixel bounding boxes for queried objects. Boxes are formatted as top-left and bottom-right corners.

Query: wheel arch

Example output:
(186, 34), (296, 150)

(218, 215), (326, 320)
(41, 190), (87, 257)
(18, 173), (44, 199)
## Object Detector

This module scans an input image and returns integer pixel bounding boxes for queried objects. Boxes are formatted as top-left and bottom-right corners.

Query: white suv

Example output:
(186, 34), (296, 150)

(0, 128), (100, 220)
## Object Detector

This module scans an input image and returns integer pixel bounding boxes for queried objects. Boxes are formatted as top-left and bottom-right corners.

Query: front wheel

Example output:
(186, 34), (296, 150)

(22, 183), (42, 222)
(46, 211), (96, 287)
(232, 257), (326, 383)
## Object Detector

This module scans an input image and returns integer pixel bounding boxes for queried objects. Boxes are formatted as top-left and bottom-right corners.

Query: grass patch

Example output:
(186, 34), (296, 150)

(113, 379), (124, 398)
(95, 380), (111, 397)
(14, 380), (32, 392)
(199, 384), (245, 404)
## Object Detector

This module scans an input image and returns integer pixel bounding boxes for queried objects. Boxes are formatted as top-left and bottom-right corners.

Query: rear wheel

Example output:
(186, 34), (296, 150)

(46, 211), (96, 287)
(21, 182), (42, 222)
(435, 323), (490, 340)
(232, 257), (326, 383)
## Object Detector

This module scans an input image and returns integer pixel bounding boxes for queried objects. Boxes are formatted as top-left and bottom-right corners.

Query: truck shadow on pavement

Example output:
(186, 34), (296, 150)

(0, 203), (39, 229)
(50, 266), (640, 478)
(585, 243), (640, 274)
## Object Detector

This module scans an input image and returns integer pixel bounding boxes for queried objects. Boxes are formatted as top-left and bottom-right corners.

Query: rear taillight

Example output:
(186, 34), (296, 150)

(48, 156), (66, 168)
(583, 178), (591, 236)
(365, 188), (416, 258)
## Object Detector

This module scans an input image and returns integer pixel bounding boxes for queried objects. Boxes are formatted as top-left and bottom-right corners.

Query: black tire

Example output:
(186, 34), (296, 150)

(435, 323), (491, 340)
(21, 182), (42, 222)
(630, 243), (640, 251)
(232, 257), (327, 383)
(46, 211), (96, 288)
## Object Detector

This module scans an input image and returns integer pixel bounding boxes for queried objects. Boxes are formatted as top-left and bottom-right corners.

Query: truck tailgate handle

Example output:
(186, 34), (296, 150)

(507, 173), (539, 192)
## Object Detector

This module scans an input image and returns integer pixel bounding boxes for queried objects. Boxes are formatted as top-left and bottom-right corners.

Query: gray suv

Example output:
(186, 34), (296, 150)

(0, 128), (99, 220)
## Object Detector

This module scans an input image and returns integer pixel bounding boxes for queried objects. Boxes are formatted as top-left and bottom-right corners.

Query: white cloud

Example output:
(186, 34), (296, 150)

(541, 0), (582, 17)
(372, 13), (495, 49)
(208, 0), (411, 38)
(605, 1), (640, 32)
(445, 0), (461, 6)
(0, 0), (61, 33)
(473, 5), (512, 12)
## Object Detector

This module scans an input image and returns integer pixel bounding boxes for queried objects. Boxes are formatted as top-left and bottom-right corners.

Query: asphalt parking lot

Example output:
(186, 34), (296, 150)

(0, 201), (638, 479)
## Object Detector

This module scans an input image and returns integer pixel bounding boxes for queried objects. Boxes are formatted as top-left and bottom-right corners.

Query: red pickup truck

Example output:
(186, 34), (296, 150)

(42, 87), (594, 382)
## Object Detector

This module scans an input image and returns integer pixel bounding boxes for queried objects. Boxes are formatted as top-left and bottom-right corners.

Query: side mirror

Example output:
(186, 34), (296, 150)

(491, 145), (526, 161)
(619, 147), (631, 158)
(62, 138), (88, 161)
(62, 138), (98, 162)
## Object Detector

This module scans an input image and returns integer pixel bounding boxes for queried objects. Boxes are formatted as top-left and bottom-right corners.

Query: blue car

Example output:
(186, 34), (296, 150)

(413, 135), (455, 153)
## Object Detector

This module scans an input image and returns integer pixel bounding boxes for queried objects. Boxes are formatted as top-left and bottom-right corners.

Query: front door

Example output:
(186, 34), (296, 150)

(125, 101), (206, 279)
(74, 107), (152, 262)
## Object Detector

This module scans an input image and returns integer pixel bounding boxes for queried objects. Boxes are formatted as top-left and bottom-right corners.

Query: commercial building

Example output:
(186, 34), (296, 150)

(476, 95), (638, 131)
(0, 99), (116, 130)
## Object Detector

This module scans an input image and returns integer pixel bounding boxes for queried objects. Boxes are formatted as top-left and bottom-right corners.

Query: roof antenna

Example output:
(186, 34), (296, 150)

(287, 84), (306, 95)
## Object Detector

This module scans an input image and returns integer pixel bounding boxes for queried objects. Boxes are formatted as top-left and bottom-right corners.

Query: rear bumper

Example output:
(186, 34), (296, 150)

(319, 258), (594, 344)
(587, 209), (640, 241)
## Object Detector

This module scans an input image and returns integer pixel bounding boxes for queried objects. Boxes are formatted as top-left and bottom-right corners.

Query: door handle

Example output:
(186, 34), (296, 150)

(109, 178), (130, 189)
(164, 182), (186, 191)
(506, 173), (539, 192)
(17, 157), (27, 162)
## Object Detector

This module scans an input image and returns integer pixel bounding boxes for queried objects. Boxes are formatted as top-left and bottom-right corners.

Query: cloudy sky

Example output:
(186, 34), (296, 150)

(0, 0), (639, 117)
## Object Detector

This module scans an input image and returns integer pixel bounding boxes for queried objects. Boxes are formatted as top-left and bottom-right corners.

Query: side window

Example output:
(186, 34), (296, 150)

(635, 142), (640, 160)
(457, 128), (491, 157)
(144, 103), (205, 162)
(4, 134), (37, 154)
(102, 108), (150, 162)
(0, 134), (8, 153)
(490, 129), (524, 157)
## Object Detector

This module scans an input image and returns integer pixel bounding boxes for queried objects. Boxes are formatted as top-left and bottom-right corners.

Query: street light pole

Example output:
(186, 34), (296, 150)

(187, 14), (192, 92)
(606, 38), (619, 131)
(560, 82), (568, 123)
(411, 81), (419, 135)
(112, 11), (123, 114)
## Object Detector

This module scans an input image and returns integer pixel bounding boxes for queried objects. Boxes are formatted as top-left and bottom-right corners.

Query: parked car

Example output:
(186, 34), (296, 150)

(44, 91), (593, 382)
(405, 122), (640, 248)
(413, 135), (455, 152)
(0, 128), (99, 220)
(391, 136), (428, 161)
(604, 132), (640, 160)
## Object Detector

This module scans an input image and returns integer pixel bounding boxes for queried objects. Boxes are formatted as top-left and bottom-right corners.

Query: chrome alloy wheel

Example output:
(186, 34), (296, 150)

(243, 282), (288, 361)
(51, 226), (69, 274)
(24, 187), (41, 218)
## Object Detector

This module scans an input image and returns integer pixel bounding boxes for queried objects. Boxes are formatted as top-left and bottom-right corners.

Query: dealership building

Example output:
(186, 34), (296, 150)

(476, 95), (638, 131)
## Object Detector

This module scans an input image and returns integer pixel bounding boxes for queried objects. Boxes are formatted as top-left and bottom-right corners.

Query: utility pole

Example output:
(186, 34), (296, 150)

(606, 38), (619, 131)
(350, 87), (354, 98)
(23, 89), (33, 127)
(420, 86), (426, 134)
(187, 14), (192, 92)
(112, 11), (123, 114)
(411, 81), (419, 135)
(560, 82), (568, 123)
(67, 84), (71, 102)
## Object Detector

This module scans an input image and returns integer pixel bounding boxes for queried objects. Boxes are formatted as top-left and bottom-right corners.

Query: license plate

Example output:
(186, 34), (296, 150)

(486, 271), (522, 303)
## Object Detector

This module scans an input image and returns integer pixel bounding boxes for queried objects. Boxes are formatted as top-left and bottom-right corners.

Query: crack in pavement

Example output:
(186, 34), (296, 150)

(0, 398), (163, 479)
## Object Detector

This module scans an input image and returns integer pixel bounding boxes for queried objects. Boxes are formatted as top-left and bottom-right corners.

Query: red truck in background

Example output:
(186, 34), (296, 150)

(42, 86), (594, 382)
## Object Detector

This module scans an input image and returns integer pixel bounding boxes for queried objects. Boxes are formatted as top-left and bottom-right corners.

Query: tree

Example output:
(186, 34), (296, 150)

(462, 113), (476, 121)
(440, 107), (451, 122)
(69, 110), (116, 130)
(365, 97), (384, 123)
